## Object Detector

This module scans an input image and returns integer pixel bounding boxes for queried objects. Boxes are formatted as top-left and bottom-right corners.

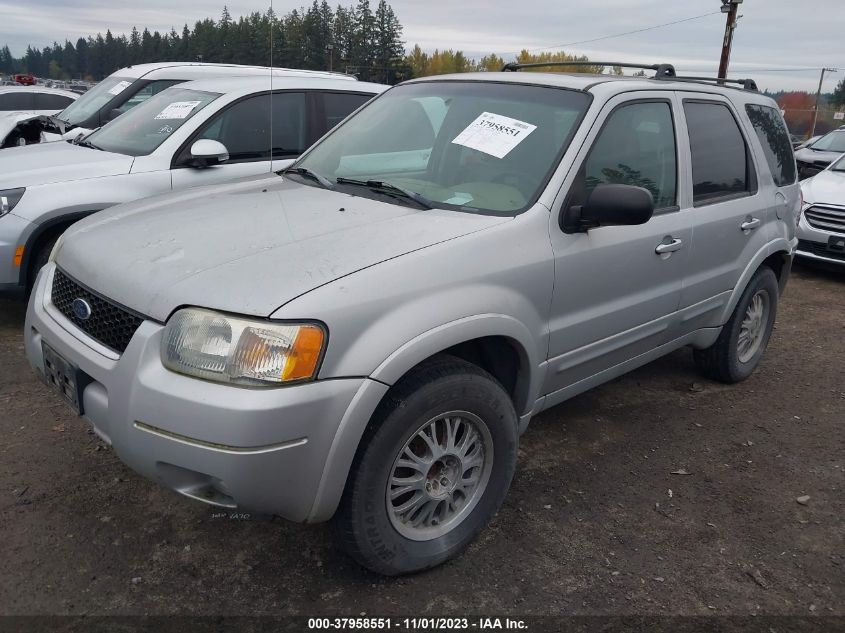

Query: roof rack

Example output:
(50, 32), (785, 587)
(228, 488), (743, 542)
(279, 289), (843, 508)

(500, 60), (759, 91)
(670, 75), (758, 91)
(501, 60), (677, 79)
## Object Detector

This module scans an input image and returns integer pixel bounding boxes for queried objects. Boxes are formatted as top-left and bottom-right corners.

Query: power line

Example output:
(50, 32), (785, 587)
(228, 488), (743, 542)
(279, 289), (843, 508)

(511, 11), (722, 55)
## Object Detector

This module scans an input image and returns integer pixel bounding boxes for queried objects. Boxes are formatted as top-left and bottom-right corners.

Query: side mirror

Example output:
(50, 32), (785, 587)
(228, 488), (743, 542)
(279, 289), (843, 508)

(188, 139), (229, 168)
(566, 184), (654, 232)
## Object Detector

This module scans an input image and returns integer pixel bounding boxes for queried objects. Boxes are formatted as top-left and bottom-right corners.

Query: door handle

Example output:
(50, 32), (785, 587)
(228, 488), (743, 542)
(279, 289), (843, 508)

(741, 217), (761, 232)
(655, 238), (684, 255)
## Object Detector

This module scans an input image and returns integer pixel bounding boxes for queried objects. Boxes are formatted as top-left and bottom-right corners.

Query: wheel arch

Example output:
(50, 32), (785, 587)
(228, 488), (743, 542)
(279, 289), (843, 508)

(307, 315), (541, 523)
(718, 239), (793, 325)
(19, 208), (103, 287)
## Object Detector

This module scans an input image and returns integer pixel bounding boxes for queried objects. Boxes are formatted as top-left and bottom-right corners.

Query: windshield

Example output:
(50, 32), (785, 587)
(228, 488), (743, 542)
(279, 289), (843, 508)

(810, 131), (845, 153)
(830, 154), (845, 171)
(85, 87), (219, 156)
(55, 76), (136, 126)
(294, 81), (591, 214)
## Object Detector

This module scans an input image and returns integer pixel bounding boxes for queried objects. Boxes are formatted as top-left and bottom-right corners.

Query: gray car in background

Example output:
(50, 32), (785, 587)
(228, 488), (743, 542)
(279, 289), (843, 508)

(794, 127), (845, 179)
(25, 64), (799, 575)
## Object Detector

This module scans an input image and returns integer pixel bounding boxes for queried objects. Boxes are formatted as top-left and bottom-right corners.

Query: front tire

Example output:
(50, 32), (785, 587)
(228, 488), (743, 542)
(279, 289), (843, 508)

(335, 355), (518, 575)
(693, 266), (779, 383)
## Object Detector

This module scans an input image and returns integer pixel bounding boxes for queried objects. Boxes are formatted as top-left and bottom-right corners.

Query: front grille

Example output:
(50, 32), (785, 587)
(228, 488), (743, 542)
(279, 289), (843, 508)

(50, 269), (144, 354)
(797, 239), (845, 262)
(804, 205), (845, 234)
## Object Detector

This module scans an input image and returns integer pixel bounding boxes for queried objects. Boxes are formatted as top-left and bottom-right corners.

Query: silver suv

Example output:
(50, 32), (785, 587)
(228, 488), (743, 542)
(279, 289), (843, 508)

(25, 63), (799, 576)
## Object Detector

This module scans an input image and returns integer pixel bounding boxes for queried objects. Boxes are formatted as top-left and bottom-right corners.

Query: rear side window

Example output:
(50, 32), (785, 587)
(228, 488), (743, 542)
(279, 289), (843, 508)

(684, 101), (754, 204)
(0, 92), (33, 111)
(323, 92), (372, 130)
(34, 93), (75, 110)
(745, 104), (797, 186)
(581, 101), (678, 210)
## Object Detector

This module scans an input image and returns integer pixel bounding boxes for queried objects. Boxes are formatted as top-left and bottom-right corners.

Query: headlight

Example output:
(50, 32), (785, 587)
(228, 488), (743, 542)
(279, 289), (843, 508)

(0, 188), (25, 217)
(161, 308), (326, 387)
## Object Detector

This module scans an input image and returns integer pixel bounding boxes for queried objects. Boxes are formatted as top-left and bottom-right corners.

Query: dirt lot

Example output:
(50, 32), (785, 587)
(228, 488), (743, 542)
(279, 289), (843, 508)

(0, 263), (842, 620)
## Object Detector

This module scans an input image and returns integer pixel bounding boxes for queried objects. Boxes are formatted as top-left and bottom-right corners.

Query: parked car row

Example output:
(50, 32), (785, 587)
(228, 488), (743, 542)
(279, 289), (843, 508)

(1, 62), (355, 148)
(13, 60), (804, 575)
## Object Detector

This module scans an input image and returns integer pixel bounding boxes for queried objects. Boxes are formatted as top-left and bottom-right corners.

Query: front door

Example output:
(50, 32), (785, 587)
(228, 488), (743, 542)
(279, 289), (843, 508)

(171, 91), (309, 190)
(544, 93), (690, 397)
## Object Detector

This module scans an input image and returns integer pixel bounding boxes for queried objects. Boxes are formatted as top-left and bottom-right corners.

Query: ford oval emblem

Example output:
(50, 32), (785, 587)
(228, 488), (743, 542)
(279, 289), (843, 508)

(72, 298), (92, 321)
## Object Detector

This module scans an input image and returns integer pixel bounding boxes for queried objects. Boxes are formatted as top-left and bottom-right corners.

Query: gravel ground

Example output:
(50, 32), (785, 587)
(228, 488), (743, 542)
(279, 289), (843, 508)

(0, 262), (842, 620)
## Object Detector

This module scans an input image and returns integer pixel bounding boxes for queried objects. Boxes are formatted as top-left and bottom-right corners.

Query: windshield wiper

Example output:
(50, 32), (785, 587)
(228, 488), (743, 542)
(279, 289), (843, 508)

(282, 167), (334, 190)
(335, 177), (434, 210)
(74, 138), (102, 151)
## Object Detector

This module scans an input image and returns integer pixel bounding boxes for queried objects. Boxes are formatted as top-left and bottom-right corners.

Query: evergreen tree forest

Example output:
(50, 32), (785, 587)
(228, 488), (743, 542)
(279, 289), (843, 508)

(0, 2), (407, 84)
(0, 2), (622, 84)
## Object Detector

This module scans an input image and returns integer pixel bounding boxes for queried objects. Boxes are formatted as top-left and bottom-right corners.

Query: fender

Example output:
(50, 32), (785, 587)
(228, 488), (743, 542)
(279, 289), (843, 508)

(717, 237), (794, 325)
(306, 313), (542, 523)
(18, 205), (113, 286)
(370, 313), (541, 417)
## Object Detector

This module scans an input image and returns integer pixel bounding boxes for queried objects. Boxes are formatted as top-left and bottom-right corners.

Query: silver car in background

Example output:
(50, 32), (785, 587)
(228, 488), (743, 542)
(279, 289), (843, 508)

(797, 152), (845, 265)
(26, 65), (798, 576)
(0, 75), (384, 291)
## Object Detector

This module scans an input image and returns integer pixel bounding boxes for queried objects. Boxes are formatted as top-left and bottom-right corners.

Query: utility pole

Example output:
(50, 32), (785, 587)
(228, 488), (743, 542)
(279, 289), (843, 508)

(811, 67), (837, 138)
(718, 0), (742, 81)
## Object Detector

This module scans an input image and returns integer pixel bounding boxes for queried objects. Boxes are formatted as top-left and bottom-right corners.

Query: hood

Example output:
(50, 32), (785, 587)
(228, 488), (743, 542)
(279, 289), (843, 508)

(57, 175), (510, 321)
(0, 140), (133, 188)
(801, 168), (845, 205)
(794, 146), (842, 166)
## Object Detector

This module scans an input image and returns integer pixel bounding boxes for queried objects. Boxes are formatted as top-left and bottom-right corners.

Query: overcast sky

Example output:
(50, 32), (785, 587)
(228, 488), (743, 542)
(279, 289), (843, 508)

(0, 0), (842, 92)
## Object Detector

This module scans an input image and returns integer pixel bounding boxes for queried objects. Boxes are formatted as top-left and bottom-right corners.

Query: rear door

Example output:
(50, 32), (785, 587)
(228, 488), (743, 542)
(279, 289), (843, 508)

(674, 94), (771, 331)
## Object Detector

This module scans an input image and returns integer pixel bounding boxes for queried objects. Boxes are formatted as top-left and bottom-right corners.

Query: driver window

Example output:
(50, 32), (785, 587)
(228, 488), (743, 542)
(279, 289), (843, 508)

(192, 92), (306, 163)
(579, 101), (677, 210)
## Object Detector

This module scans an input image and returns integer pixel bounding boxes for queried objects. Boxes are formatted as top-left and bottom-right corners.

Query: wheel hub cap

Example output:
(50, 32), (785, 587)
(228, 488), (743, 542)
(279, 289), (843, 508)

(386, 411), (494, 541)
(737, 290), (769, 364)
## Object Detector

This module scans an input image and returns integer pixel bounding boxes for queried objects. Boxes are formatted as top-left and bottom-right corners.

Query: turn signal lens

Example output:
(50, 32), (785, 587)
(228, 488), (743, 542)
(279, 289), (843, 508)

(161, 308), (326, 387)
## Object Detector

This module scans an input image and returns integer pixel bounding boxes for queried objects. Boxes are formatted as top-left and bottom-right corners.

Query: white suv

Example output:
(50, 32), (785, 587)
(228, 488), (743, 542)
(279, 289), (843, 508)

(2, 62), (355, 148)
(0, 75), (384, 292)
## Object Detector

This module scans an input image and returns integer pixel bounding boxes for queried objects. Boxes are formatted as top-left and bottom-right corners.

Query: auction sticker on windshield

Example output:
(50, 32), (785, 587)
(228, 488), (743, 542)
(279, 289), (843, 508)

(108, 80), (132, 96)
(451, 112), (537, 159)
(154, 101), (203, 120)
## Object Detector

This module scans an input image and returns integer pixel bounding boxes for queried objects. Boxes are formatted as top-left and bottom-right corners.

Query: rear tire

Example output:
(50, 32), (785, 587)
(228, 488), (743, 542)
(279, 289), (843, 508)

(693, 266), (779, 384)
(335, 355), (518, 576)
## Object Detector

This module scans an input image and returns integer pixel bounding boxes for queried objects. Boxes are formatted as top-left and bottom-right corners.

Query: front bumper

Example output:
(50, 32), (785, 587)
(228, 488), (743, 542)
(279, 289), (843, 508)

(25, 264), (385, 522)
(795, 213), (845, 266)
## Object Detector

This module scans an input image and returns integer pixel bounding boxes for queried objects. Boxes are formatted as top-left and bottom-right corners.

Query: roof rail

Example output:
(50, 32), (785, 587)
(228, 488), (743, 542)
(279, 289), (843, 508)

(669, 75), (758, 91)
(501, 60), (677, 79)
(499, 60), (759, 91)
